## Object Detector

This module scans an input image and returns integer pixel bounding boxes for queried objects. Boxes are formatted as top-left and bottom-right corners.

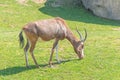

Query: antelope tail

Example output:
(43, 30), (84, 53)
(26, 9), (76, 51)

(19, 30), (24, 48)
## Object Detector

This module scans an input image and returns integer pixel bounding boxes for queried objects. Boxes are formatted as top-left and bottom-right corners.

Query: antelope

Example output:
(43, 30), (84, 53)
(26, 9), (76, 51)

(19, 17), (87, 68)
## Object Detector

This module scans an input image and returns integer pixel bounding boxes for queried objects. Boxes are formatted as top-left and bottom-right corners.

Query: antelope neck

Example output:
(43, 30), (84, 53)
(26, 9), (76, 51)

(66, 30), (79, 48)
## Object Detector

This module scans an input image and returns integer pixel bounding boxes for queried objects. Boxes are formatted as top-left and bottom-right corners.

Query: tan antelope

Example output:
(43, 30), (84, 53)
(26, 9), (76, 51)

(19, 17), (87, 68)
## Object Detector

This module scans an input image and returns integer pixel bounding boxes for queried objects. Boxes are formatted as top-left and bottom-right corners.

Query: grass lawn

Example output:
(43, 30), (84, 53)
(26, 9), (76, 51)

(0, 0), (120, 80)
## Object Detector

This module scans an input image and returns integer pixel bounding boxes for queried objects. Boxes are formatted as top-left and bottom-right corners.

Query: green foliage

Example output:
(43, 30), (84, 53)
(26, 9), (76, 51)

(0, 0), (120, 80)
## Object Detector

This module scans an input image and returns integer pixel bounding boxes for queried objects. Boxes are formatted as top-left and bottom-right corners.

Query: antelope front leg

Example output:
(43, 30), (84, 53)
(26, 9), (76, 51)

(49, 39), (59, 67)
(55, 44), (60, 63)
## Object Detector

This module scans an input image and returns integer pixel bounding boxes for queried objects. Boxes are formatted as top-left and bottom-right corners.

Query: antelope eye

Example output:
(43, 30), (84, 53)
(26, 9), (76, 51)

(78, 45), (84, 51)
(81, 45), (84, 48)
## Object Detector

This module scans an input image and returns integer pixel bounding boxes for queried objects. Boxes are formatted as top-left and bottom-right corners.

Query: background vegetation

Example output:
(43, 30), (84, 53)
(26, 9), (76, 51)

(0, 0), (120, 80)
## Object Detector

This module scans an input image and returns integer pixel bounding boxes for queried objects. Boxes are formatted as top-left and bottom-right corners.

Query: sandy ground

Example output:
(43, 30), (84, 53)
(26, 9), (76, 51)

(17, 0), (46, 5)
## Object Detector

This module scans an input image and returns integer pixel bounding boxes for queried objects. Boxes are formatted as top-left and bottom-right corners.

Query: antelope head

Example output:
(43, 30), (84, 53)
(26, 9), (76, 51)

(74, 28), (87, 59)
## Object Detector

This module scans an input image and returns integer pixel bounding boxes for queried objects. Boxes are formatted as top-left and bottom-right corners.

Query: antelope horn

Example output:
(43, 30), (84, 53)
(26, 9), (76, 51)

(76, 27), (84, 41)
(83, 28), (87, 42)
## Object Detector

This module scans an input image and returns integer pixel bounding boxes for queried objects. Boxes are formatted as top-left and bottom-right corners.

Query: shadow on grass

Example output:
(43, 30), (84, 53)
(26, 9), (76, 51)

(0, 59), (77, 76)
(0, 65), (36, 76)
(39, 1), (120, 27)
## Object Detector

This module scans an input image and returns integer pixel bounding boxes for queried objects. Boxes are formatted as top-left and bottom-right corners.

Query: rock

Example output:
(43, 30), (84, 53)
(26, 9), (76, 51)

(81, 0), (120, 20)
(51, 0), (81, 7)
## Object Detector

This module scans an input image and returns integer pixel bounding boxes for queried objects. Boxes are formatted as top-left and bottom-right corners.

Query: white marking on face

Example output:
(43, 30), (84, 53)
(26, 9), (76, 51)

(81, 49), (84, 57)
(81, 42), (84, 45)
(82, 48), (84, 53)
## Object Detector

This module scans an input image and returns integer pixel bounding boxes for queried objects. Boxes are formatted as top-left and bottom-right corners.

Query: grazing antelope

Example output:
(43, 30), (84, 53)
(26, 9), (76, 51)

(19, 17), (87, 68)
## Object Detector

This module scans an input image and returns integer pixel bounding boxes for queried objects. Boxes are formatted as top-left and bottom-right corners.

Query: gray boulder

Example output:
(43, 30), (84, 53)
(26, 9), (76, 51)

(81, 0), (120, 20)
(50, 0), (81, 7)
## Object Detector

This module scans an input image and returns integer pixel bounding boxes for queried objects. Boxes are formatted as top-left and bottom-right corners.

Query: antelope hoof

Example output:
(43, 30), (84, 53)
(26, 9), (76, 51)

(49, 65), (54, 68)
(26, 65), (31, 68)
(36, 65), (40, 68)
(57, 60), (61, 64)
(49, 62), (54, 68)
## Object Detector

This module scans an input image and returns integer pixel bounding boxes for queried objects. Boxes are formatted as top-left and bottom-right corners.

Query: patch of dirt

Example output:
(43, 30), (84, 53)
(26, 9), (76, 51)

(32, 0), (46, 4)
(0, 4), (8, 7)
(112, 28), (120, 31)
(17, 0), (46, 5)
(17, 0), (28, 5)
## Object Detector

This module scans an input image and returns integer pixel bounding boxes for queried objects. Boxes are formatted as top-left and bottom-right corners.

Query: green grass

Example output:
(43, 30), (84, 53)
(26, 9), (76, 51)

(0, 0), (120, 80)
